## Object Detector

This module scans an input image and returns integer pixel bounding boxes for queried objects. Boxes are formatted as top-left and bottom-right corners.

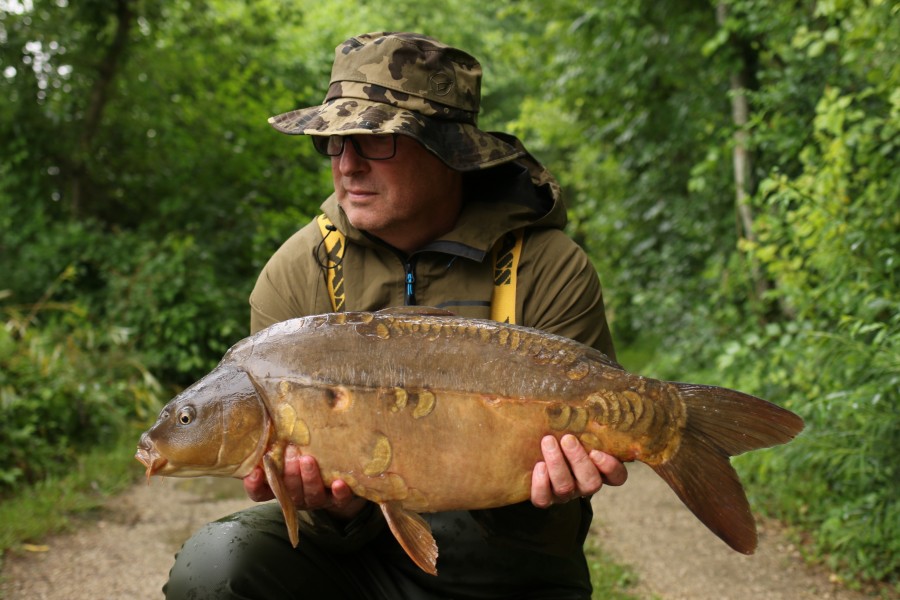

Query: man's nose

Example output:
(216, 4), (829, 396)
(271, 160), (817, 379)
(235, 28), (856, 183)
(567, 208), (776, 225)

(336, 140), (368, 174)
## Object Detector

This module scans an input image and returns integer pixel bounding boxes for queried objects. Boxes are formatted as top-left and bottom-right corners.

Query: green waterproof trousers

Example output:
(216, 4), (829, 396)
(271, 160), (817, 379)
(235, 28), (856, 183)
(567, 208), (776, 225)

(163, 503), (593, 600)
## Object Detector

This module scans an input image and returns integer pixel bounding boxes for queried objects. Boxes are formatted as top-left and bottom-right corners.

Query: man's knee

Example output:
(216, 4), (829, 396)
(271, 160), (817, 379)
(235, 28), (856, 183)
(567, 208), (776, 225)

(164, 505), (297, 599)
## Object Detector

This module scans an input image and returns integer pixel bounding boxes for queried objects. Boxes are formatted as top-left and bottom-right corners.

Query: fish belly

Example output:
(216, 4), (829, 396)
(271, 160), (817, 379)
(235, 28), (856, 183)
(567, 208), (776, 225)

(263, 374), (676, 514)
(266, 382), (554, 512)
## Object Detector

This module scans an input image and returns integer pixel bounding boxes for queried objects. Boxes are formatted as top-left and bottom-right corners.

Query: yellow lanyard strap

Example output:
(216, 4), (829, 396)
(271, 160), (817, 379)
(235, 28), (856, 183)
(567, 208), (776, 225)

(316, 214), (346, 312)
(490, 229), (524, 324)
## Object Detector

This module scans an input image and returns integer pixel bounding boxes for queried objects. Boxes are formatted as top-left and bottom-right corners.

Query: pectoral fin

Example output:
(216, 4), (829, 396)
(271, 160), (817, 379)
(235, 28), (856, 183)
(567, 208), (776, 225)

(379, 502), (438, 575)
(262, 452), (300, 548)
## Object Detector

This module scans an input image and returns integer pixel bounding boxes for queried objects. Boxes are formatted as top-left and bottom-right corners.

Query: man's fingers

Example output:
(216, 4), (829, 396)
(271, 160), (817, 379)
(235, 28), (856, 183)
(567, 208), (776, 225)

(330, 479), (355, 507)
(297, 454), (328, 508)
(541, 435), (578, 499)
(589, 450), (628, 487)
(282, 445), (307, 506)
(530, 461), (553, 508)
(327, 480), (368, 520)
(559, 434), (603, 496)
(242, 466), (274, 502)
(535, 436), (628, 508)
(243, 446), (367, 512)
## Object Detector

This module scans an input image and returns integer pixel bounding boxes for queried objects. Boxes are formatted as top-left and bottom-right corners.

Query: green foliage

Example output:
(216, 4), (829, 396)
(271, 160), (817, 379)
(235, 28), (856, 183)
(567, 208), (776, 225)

(584, 537), (647, 600)
(724, 320), (899, 584)
(726, 79), (900, 583)
(0, 305), (163, 494)
(0, 201), (247, 385)
(504, 0), (738, 344)
(99, 232), (249, 381)
(727, 3), (898, 584)
(0, 0), (318, 385)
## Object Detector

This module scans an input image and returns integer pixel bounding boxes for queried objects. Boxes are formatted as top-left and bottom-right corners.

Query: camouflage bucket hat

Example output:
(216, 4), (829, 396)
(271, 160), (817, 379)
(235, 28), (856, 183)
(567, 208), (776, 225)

(268, 32), (525, 172)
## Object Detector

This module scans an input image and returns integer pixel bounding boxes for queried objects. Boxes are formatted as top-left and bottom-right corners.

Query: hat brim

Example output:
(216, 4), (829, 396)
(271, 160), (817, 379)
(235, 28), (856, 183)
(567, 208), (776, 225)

(268, 98), (524, 172)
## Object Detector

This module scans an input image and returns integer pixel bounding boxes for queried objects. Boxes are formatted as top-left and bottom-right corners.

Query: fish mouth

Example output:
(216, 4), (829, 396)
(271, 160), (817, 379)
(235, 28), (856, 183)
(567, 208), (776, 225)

(135, 436), (168, 482)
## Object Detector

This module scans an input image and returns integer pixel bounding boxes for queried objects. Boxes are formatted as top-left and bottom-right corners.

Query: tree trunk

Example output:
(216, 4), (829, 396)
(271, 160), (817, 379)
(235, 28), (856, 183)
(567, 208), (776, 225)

(716, 2), (769, 303)
(69, 0), (134, 218)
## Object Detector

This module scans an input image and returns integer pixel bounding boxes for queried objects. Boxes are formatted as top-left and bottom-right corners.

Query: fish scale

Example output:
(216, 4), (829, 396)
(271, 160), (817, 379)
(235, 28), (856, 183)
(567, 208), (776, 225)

(136, 307), (804, 576)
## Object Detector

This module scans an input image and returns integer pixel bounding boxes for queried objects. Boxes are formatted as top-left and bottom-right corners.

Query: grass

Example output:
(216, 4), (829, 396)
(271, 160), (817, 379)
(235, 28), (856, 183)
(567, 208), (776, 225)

(585, 537), (649, 599)
(0, 427), (144, 565)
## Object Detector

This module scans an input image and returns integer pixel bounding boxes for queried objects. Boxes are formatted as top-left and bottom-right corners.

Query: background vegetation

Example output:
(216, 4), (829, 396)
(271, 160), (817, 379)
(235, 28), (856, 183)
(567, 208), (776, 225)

(1, 0), (897, 589)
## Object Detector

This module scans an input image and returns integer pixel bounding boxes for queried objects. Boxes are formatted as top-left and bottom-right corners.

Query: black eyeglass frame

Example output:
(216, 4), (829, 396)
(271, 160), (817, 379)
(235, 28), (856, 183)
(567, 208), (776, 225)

(311, 134), (399, 160)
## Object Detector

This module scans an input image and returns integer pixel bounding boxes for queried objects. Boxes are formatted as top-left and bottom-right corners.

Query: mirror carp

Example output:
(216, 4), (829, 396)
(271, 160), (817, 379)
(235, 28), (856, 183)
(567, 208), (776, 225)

(136, 307), (804, 575)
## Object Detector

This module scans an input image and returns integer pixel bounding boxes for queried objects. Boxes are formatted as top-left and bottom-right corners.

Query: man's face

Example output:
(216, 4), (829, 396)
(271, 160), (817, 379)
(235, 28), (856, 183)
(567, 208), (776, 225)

(331, 135), (462, 252)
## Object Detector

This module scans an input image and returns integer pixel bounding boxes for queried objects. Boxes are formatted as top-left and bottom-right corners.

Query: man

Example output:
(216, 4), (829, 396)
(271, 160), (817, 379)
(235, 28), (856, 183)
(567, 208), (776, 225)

(165, 31), (627, 599)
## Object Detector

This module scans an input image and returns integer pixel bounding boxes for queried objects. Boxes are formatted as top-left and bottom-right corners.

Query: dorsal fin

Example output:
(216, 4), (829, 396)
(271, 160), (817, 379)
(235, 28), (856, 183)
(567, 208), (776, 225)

(379, 502), (439, 575)
(376, 306), (456, 317)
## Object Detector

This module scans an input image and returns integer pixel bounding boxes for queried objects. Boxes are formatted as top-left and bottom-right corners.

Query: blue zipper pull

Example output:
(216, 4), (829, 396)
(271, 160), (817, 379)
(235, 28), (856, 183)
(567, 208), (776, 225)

(405, 260), (417, 305)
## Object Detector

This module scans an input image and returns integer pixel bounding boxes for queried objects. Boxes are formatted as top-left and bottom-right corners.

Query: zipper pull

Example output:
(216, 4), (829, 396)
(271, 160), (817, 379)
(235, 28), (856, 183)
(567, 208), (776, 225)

(405, 260), (417, 305)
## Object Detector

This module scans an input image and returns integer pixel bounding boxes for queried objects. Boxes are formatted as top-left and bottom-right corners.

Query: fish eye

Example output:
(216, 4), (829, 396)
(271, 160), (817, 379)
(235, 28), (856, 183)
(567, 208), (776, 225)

(177, 407), (195, 425)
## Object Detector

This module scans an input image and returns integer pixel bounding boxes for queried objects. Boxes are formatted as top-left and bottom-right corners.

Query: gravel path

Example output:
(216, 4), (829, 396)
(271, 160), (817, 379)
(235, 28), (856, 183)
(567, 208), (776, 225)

(589, 463), (877, 600)
(0, 478), (252, 600)
(0, 464), (879, 600)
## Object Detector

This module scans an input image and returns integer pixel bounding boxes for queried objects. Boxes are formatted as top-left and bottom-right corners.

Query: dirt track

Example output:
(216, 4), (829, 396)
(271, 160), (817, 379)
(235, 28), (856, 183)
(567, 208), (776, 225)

(0, 463), (879, 600)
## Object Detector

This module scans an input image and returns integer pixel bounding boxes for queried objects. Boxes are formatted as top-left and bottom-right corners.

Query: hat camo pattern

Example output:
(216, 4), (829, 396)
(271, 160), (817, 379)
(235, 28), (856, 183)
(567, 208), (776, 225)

(268, 32), (524, 171)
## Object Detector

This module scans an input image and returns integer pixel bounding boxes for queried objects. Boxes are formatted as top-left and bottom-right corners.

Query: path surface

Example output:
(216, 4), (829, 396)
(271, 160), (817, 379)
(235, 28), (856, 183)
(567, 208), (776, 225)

(589, 463), (877, 600)
(0, 464), (880, 600)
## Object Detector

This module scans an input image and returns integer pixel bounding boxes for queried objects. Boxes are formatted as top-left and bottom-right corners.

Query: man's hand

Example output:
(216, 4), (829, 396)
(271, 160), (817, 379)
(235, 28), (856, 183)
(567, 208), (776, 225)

(530, 434), (627, 508)
(243, 445), (367, 521)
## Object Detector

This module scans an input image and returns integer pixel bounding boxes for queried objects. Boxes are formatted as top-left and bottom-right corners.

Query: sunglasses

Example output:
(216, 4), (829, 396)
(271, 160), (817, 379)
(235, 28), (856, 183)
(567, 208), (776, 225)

(312, 134), (398, 160)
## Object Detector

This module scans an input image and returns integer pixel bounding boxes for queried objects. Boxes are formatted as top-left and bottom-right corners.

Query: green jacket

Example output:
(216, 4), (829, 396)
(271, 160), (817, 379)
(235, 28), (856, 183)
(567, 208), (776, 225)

(248, 142), (615, 596)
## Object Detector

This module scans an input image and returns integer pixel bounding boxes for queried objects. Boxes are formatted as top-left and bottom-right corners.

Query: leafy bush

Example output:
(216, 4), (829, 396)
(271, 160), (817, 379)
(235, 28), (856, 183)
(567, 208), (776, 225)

(3, 226), (248, 387)
(0, 305), (163, 494)
(716, 84), (900, 585)
(98, 232), (250, 384)
(722, 321), (899, 584)
(617, 26), (899, 586)
(0, 188), (249, 493)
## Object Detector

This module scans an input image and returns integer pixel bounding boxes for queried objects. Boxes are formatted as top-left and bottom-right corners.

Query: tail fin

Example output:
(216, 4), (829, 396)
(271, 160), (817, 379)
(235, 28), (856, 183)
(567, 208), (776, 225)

(650, 383), (804, 554)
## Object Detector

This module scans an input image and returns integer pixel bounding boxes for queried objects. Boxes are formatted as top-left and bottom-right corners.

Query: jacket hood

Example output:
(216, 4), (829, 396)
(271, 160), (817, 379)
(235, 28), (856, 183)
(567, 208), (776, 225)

(321, 132), (566, 262)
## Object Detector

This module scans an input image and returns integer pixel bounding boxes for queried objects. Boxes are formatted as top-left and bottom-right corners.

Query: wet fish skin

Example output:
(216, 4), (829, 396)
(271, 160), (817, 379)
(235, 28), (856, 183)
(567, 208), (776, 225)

(135, 366), (271, 481)
(136, 308), (805, 575)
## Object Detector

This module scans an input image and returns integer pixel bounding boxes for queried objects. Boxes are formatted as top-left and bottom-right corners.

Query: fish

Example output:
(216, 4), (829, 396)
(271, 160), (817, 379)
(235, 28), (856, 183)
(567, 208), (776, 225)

(135, 307), (804, 575)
